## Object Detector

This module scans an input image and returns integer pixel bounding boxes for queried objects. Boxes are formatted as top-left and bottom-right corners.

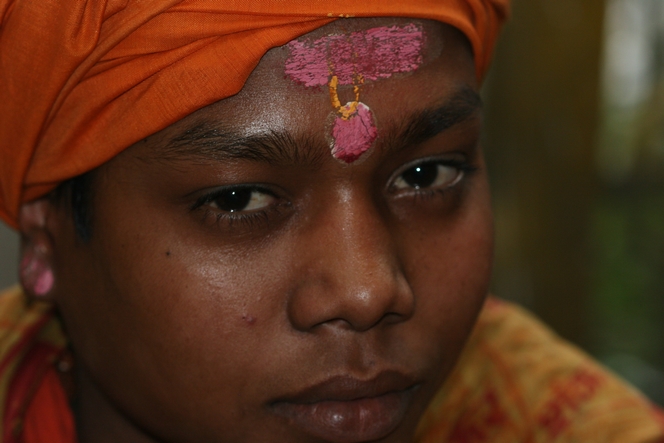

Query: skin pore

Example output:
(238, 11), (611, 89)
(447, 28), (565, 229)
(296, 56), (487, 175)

(21, 18), (493, 443)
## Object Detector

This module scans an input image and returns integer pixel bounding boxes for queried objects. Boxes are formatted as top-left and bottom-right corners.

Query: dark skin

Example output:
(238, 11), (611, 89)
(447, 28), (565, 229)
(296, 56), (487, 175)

(19, 18), (493, 443)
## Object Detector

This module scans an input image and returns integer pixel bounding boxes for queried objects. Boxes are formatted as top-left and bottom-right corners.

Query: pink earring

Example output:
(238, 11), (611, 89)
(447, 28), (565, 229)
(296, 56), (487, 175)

(20, 246), (54, 297)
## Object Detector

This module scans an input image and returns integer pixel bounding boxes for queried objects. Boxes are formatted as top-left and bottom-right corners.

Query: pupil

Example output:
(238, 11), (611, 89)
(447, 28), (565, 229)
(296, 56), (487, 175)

(216, 189), (252, 212)
(402, 164), (438, 189)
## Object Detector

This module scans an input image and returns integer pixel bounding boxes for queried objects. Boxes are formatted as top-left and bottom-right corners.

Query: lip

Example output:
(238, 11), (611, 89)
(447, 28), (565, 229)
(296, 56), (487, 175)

(271, 371), (420, 442)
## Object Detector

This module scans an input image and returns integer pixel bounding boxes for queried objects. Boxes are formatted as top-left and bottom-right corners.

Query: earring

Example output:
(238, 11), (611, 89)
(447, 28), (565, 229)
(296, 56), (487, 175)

(20, 244), (54, 297)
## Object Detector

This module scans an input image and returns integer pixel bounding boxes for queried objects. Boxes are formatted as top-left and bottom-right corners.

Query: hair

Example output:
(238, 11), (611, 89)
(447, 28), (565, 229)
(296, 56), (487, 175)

(51, 172), (95, 242)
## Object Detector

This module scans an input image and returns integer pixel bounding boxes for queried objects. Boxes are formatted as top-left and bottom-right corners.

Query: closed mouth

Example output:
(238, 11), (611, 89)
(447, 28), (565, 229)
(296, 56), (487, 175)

(270, 371), (420, 442)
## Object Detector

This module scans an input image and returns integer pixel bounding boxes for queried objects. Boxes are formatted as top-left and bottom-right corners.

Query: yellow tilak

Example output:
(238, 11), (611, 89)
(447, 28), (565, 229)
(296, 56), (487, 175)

(328, 75), (364, 121)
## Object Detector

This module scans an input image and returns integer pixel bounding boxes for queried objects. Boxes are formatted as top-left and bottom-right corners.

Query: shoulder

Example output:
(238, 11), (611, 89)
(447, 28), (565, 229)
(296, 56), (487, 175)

(0, 286), (51, 353)
(0, 286), (68, 440)
(416, 297), (664, 443)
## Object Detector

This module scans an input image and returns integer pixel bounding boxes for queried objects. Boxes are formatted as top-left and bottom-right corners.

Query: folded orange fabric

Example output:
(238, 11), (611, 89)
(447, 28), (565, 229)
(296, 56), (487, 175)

(0, 0), (508, 228)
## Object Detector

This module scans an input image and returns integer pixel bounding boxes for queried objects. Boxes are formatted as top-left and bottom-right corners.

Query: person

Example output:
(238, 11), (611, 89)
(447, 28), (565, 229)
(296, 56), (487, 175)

(0, 1), (662, 442)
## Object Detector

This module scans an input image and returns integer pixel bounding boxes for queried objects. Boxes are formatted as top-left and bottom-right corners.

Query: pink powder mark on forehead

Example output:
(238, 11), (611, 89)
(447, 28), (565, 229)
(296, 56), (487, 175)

(331, 103), (378, 163)
(285, 23), (424, 87)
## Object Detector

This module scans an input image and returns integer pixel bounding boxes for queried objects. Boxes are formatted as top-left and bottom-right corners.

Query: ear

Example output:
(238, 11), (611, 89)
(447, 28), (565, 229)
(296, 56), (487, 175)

(18, 199), (56, 301)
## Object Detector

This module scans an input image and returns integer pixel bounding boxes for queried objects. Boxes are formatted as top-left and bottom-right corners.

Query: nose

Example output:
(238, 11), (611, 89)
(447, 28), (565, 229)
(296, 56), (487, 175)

(287, 189), (414, 332)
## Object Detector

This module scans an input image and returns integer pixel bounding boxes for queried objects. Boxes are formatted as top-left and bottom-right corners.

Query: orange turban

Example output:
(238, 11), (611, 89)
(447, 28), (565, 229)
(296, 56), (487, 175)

(0, 0), (509, 228)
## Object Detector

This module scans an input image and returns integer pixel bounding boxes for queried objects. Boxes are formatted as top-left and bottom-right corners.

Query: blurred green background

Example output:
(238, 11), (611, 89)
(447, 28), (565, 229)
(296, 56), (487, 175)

(0, 0), (663, 405)
(483, 0), (664, 405)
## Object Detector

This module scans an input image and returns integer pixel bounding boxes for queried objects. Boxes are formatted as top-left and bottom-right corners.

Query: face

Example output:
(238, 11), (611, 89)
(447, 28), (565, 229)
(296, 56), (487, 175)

(48, 18), (492, 443)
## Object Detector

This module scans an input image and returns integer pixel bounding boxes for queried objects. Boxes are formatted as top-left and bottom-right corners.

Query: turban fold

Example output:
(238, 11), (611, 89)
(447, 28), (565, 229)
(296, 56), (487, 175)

(0, 0), (509, 228)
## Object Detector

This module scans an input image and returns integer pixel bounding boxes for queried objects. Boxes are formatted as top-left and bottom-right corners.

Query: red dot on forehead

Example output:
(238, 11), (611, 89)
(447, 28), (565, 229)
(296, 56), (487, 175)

(331, 103), (378, 163)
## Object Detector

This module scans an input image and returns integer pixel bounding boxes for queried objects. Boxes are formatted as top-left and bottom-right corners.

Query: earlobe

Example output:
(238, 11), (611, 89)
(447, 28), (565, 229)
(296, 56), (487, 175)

(20, 237), (55, 298)
(18, 200), (56, 301)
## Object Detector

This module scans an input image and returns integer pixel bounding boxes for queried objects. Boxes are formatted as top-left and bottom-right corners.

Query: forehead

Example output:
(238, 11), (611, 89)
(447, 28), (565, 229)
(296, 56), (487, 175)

(134, 18), (476, 159)
(243, 18), (470, 100)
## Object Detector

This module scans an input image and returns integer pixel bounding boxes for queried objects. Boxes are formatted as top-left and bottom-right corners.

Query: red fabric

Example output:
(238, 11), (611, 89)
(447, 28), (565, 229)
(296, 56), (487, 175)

(0, 298), (73, 443)
(0, 0), (509, 228)
(21, 370), (75, 443)
(3, 344), (59, 443)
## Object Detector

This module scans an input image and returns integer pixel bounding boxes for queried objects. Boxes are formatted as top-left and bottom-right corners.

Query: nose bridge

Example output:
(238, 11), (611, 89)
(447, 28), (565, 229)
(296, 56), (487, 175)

(287, 188), (414, 332)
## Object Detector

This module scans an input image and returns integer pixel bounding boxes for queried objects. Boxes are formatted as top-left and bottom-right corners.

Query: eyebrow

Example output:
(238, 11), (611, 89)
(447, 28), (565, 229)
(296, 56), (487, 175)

(158, 86), (481, 166)
(159, 124), (328, 167)
(383, 86), (482, 155)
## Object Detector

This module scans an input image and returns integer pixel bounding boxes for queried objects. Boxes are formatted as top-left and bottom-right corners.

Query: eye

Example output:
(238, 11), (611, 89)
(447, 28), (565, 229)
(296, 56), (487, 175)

(206, 188), (276, 213)
(191, 185), (290, 232)
(391, 161), (464, 192)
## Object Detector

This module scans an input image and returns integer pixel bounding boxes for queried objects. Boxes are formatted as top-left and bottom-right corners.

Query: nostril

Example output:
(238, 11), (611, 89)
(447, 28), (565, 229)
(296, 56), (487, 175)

(287, 273), (415, 333)
(312, 315), (397, 333)
(300, 311), (408, 333)
(381, 311), (410, 326)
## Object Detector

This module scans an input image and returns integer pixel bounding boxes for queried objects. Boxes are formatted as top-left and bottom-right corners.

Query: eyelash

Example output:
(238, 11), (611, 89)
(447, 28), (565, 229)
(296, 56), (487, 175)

(190, 157), (477, 231)
(191, 186), (287, 230)
(388, 157), (478, 198)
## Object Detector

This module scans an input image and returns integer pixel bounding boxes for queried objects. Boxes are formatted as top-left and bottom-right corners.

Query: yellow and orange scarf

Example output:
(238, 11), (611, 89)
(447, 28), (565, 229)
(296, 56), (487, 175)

(0, 287), (73, 443)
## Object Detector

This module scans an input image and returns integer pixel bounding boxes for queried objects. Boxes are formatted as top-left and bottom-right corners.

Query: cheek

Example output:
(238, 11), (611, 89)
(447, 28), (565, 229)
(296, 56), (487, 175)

(55, 207), (302, 439)
(400, 178), (494, 372)
(94, 226), (291, 360)
(53, 164), (494, 440)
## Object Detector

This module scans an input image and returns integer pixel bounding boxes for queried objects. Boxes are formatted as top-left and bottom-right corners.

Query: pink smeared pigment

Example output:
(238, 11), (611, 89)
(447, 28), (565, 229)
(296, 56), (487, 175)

(285, 23), (424, 87)
(331, 103), (378, 163)
(285, 23), (424, 164)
